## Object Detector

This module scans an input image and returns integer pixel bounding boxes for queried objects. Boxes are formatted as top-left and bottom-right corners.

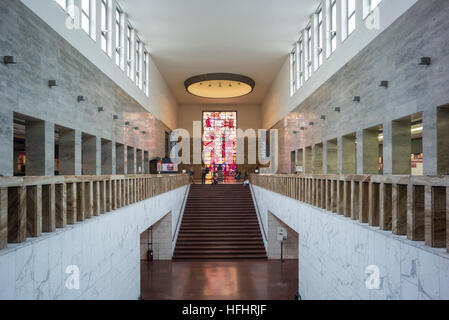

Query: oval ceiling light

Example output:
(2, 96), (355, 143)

(184, 73), (255, 99)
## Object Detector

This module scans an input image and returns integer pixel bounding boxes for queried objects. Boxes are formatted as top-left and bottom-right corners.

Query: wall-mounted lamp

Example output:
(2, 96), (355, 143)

(334, 107), (341, 112)
(48, 80), (58, 88)
(379, 81), (389, 88)
(3, 56), (17, 65)
(320, 115), (326, 120)
(419, 57), (431, 66)
(113, 115), (119, 120)
(77, 96), (87, 102)
(98, 107), (104, 112)
(352, 96), (361, 102)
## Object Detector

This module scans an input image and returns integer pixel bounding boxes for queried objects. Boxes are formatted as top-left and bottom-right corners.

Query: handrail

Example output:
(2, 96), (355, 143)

(0, 174), (190, 251)
(172, 184), (190, 244)
(249, 184), (268, 244)
(250, 174), (449, 254)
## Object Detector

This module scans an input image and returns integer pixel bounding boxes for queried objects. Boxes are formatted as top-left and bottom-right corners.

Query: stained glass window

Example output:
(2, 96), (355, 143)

(202, 112), (237, 180)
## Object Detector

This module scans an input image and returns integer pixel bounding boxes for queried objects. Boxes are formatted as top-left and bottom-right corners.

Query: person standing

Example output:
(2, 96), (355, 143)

(188, 167), (195, 184)
(217, 166), (224, 184)
(201, 166), (207, 184)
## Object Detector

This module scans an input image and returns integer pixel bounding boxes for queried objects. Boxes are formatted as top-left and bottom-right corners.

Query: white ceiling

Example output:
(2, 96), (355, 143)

(121, 0), (319, 105)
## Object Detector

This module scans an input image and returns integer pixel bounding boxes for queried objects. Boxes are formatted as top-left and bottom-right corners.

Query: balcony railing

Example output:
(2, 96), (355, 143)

(0, 174), (189, 250)
(250, 174), (449, 253)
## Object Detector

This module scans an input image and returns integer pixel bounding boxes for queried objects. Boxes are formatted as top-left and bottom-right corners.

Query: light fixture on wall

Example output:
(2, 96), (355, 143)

(419, 57), (431, 66)
(3, 56), (16, 64)
(77, 96), (87, 102)
(184, 73), (255, 99)
(48, 80), (58, 88)
(379, 81), (389, 88)
(352, 96), (361, 102)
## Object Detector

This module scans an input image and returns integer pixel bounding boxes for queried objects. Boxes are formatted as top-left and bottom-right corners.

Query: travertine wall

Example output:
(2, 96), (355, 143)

(270, 0), (449, 175)
(0, 0), (171, 176)
(252, 185), (449, 300)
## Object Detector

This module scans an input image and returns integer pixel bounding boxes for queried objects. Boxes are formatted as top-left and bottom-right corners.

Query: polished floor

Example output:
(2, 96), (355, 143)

(141, 260), (298, 300)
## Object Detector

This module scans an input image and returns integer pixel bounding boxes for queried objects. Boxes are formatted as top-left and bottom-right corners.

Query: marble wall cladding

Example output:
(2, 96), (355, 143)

(252, 185), (449, 300)
(272, 0), (449, 174)
(267, 212), (298, 260)
(0, 0), (171, 176)
(0, 185), (188, 300)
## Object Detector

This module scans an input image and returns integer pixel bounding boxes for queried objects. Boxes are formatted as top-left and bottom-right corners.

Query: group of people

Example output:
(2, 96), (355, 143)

(186, 165), (260, 186)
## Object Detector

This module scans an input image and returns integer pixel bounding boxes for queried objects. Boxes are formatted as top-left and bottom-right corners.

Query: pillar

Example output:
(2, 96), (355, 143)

(127, 146), (135, 174)
(384, 118), (411, 175)
(102, 139), (114, 175)
(313, 143), (324, 174)
(116, 143), (125, 174)
(326, 139), (338, 174)
(82, 134), (101, 175)
(25, 120), (54, 176)
(59, 129), (82, 176)
(341, 133), (356, 174)
(357, 127), (379, 174)
(0, 109), (13, 176)
(305, 147), (312, 174)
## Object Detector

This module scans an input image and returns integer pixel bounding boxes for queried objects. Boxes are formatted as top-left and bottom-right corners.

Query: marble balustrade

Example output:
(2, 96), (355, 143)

(0, 174), (189, 251)
(250, 174), (449, 253)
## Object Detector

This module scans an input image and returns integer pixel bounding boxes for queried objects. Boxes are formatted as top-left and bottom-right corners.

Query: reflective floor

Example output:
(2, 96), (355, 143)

(141, 260), (298, 300)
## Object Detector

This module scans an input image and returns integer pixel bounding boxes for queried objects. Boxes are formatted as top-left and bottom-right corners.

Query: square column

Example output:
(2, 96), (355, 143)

(127, 146), (135, 174)
(326, 139), (338, 174)
(357, 127), (379, 174)
(0, 109), (13, 176)
(116, 143), (125, 174)
(25, 120), (54, 176)
(384, 119), (411, 175)
(341, 133), (356, 174)
(313, 143), (324, 174)
(102, 139), (114, 175)
(59, 129), (82, 176)
(82, 134), (101, 175)
(424, 106), (449, 175)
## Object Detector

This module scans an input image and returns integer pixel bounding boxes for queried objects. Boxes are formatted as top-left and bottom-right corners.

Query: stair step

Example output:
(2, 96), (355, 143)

(174, 185), (266, 260)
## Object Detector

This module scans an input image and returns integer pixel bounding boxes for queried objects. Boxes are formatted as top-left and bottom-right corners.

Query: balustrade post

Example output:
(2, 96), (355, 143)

(26, 185), (42, 238)
(66, 183), (77, 224)
(8, 186), (27, 243)
(42, 184), (56, 232)
(55, 183), (67, 228)
(0, 188), (7, 249)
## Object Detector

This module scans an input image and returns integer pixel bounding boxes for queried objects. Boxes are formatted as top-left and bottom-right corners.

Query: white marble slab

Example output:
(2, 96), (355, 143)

(0, 185), (188, 300)
(252, 185), (449, 300)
